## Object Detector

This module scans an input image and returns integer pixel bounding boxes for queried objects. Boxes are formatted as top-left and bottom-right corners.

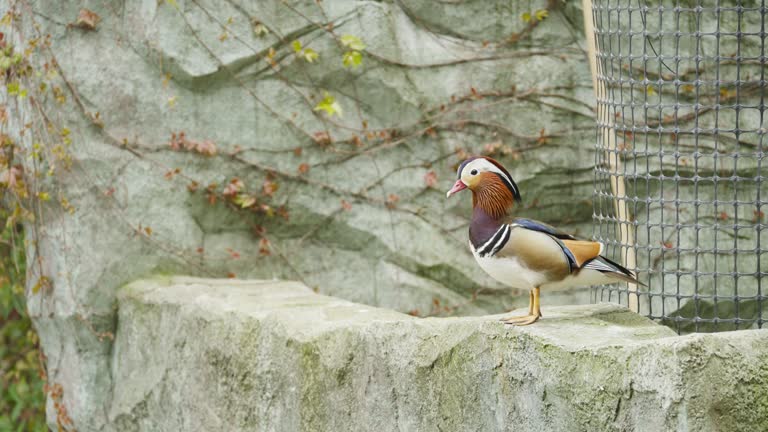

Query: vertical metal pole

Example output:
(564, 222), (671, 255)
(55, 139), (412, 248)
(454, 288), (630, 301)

(582, 0), (639, 313)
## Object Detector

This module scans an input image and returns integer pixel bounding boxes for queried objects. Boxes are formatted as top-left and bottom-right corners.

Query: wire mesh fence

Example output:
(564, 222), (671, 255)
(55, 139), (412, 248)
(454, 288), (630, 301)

(588, 0), (767, 333)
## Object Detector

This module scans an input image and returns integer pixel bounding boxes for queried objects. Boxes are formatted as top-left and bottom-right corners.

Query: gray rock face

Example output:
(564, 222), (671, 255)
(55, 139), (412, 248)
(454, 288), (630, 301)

(109, 277), (768, 432)
(3, 1), (602, 428)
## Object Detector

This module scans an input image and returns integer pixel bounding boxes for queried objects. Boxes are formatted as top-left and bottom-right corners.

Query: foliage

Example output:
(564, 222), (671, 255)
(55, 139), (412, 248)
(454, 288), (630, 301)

(314, 91), (343, 117)
(340, 34), (365, 68)
(521, 9), (549, 23)
(0, 212), (46, 431)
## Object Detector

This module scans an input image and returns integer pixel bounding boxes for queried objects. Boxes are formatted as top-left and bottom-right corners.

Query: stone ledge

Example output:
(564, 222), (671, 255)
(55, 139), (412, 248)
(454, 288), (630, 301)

(110, 277), (768, 432)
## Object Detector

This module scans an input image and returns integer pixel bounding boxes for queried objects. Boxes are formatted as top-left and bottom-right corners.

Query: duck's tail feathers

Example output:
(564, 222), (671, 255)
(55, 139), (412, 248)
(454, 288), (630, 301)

(583, 255), (646, 287)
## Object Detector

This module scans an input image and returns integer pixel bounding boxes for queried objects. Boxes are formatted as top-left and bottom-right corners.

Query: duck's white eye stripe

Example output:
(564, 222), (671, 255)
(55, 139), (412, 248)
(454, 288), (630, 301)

(484, 164), (514, 190)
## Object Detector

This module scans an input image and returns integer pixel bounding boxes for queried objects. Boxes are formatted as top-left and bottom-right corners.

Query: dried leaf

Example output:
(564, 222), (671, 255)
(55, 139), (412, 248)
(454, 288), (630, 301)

(262, 180), (279, 196)
(386, 194), (400, 209)
(258, 238), (271, 255)
(195, 140), (217, 156)
(74, 9), (100, 31)
(223, 178), (244, 197)
(754, 210), (765, 223)
(298, 163), (310, 174)
(423, 170), (438, 188)
(312, 131), (332, 146)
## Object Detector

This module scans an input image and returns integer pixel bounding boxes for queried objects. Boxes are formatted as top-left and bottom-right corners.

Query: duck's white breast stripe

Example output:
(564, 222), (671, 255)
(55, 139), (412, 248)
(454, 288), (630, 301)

(489, 225), (511, 256)
(476, 225), (505, 254)
(477, 225), (511, 257)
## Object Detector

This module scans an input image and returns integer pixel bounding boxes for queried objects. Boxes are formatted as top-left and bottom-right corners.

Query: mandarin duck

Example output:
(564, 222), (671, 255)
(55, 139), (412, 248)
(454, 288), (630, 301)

(446, 156), (640, 325)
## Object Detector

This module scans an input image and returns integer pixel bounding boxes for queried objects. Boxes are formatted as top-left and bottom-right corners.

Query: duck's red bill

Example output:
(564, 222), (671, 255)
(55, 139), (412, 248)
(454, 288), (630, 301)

(446, 180), (467, 197)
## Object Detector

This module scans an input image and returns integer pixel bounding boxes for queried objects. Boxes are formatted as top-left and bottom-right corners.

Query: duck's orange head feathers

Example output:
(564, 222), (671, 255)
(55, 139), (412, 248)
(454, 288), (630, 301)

(446, 156), (521, 218)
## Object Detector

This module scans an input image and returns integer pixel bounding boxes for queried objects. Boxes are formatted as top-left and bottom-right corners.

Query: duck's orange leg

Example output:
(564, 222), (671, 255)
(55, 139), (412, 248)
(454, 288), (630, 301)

(501, 287), (541, 325)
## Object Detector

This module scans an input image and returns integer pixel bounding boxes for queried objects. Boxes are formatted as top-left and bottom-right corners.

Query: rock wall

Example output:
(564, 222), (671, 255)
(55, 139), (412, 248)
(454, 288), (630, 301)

(4, 0), (604, 429)
(110, 277), (768, 432)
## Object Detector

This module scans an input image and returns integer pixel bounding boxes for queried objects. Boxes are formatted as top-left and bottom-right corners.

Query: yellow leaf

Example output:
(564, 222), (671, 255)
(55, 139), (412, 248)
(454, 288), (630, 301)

(340, 34), (365, 51)
(303, 48), (319, 63)
(521, 12), (531, 23)
(292, 40), (302, 52)
(1, 11), (13, 26)
(313, 92), (343, 117)
(234, 194), (257, 208)
(342, 51), (363, 68)
(535, 9), (549, 21)
(253, 23), (269, 37)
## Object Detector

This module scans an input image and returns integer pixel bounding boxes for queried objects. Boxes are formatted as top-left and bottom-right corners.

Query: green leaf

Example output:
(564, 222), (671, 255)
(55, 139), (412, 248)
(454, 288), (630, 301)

(253, 23), (269, 37)
(234, 194), (256, 209)
(342, 50), (363, 68)
(6, 81), (19, 95)
(314, 92), (343, 117)
(340, 34), (365, 51)
(535, 9), (549, 21)
(292, 40), (302, 52)
(521, 12), (532, 23)
(302, 48), (319, 63)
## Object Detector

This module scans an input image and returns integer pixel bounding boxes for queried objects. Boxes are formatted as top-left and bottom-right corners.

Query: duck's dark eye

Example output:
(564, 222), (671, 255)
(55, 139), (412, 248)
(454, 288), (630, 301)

(470, 169), (478, 175)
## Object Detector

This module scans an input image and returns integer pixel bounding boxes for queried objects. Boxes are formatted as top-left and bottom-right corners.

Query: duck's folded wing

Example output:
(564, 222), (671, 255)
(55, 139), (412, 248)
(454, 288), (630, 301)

(494, 224), (574, 280)
(511, 218), (576, 240)
(507, 219), (603, 273)
(560, 239), (603, 267)
(496, 219), (639, 286)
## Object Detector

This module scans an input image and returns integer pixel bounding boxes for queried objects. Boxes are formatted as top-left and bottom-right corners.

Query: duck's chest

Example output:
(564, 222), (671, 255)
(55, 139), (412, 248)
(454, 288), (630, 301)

(470, 240), (543, 290)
